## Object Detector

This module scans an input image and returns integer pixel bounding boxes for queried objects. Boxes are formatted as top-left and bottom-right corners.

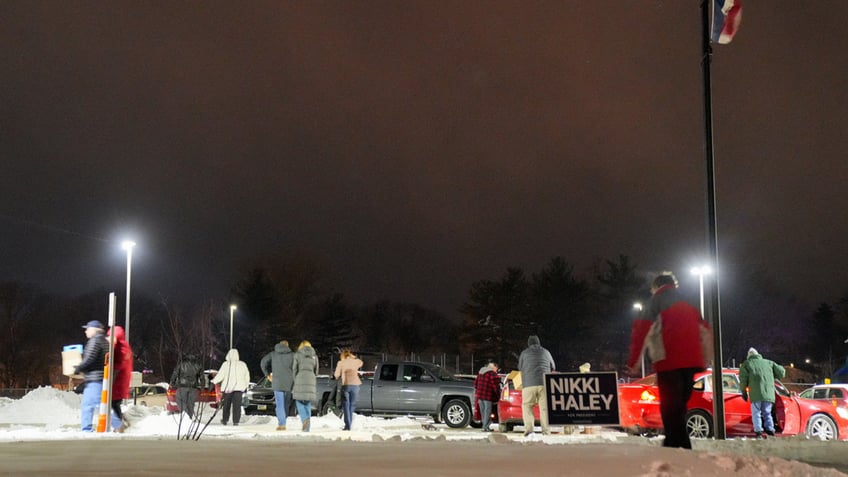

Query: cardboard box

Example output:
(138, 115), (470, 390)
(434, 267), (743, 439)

(62, 344), (84, 378)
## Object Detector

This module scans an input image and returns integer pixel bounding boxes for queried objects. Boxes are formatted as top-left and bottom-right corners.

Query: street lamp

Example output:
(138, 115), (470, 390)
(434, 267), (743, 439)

(633, 302), (646, 377)
(690, 265), (712, 317)
(229, 304), (237, 349)
(121, 240), (136, 344)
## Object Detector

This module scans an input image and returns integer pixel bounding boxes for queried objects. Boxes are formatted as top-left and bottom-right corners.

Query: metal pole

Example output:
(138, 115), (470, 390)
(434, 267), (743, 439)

(124, 245), (133, 344)
(701, 0), (726, 439)
(229, 306), (234, 349)
(699, 275), (705, 317)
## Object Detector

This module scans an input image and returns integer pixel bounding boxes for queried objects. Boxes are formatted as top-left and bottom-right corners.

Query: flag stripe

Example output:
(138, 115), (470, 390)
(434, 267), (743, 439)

(711, 0), (743, 44)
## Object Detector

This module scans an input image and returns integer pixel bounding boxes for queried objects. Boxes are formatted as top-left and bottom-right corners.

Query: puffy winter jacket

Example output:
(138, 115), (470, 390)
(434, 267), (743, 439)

(76, 331), (108, 382)
(292, 346), (319, 402)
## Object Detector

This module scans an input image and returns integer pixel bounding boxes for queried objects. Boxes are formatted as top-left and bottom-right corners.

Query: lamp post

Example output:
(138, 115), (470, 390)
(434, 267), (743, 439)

(121, 240), (136, 344)
(690, 265), (712, 317)
(229, 304), (237, 350)
(633, 302), (646, 378)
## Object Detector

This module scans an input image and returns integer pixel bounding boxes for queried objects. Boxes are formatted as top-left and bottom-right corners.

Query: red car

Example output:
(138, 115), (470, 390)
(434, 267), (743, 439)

(618, 369), (848, 440)
(165, 371), (222, 414)
(496, 373), (541, 432)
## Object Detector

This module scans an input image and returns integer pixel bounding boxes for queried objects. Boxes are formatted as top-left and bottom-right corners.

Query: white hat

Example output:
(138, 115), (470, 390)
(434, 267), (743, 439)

(747, 347), (758, 357)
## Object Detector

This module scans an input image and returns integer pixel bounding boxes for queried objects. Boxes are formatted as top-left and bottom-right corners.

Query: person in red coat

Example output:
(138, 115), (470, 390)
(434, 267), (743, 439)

(627, 272), (711, 449)
(108, 325), (133, 433)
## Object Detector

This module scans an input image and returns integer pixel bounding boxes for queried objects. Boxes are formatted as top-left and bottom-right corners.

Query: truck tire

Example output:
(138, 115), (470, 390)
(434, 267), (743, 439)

(441, 399), (471, 428)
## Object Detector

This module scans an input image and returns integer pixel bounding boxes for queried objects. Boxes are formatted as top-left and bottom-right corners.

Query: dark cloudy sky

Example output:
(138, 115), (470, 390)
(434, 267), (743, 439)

(2, 1), (847, 315)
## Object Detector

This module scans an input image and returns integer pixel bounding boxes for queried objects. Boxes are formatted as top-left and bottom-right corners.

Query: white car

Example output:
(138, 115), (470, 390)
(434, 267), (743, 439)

(133, 383), (169, 408)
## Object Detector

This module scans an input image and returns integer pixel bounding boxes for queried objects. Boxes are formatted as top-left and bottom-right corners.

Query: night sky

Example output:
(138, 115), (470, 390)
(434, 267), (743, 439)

(2, 2), (847, 315)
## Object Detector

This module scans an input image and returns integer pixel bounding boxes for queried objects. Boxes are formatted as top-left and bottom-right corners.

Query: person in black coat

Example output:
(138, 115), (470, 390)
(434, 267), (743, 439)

(169, 354), (203, 419)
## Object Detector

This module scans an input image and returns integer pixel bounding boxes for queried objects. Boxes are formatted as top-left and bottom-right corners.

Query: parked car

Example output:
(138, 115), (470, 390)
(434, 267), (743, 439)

(798, 384), (848, 410)
(497, 372), (539, 432)
(133, 383), (169, 408)
(619, 369), (848, 440)
(165, 370), (221, 414)
(243, 375), (332, 416)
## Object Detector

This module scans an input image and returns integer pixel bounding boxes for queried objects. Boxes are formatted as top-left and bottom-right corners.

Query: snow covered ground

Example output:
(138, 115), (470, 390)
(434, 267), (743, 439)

(0, 387), (846, 476)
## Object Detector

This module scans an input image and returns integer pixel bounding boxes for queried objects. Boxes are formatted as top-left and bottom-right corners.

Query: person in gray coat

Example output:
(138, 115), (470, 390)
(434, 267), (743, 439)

(292, 340), (319, 431)
(518, 335), (555, 436)
(260, 340), (295, 430)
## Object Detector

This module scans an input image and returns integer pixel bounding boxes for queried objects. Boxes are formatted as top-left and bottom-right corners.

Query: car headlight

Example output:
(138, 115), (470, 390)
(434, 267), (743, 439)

(836, 406), (848, 420)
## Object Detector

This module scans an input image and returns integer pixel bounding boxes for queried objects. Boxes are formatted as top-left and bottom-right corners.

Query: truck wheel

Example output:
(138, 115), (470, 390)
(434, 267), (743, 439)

(442, 399), (471, 428)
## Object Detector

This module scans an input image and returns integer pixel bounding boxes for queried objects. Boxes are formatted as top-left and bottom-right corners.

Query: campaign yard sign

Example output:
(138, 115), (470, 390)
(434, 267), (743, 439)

(545, 372), (620, 425)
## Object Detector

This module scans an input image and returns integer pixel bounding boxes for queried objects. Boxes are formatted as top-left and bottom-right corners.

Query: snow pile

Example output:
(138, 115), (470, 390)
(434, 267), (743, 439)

(0, 386), (79, 426)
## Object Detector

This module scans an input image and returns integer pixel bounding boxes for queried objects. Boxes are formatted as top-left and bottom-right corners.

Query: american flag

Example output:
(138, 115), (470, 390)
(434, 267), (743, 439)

(711, 0), (743, 44)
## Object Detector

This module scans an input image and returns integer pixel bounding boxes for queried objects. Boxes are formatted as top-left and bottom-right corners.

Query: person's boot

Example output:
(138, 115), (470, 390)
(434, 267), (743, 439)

(302, 417), (310, 431)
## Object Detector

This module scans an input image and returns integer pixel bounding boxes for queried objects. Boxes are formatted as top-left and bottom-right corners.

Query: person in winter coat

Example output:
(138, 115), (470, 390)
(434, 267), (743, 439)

(212, 348), (252, 426)
(739, 347), (786, 439)
(518, 335), (555, 436)
(108, 325), (133, 432)
(169, 354), (204, 419)
(260, 340), (295, 430)
(292, 340), (319, 431)
(333, 349), (363, 431)
(74, 320), (109, 432)
(627, 271), (712, 449)
(473, 361), (501, 432)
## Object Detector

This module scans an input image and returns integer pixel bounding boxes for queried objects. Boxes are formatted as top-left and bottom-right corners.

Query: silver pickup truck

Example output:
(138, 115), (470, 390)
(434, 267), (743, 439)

(318, 361), (478, 428)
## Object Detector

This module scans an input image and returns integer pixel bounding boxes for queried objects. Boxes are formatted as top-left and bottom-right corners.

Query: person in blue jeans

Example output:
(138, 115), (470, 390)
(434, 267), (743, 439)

(260, 340), (295, 431)
(74, 320), (109, 432)
(292, 340), (319, 431)
(334, 349), (363, 431)
(739, 347), (785, 439)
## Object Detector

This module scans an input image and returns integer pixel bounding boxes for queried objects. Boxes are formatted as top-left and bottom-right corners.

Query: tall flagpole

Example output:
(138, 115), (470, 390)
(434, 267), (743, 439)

(701, 0), (726, 440)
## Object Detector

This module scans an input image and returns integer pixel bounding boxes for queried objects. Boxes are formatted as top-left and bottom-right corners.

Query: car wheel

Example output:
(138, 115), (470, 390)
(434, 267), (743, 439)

(685, 409), (713, 439)
(442, 399), (471, 428)
(806, 414), (837, 441)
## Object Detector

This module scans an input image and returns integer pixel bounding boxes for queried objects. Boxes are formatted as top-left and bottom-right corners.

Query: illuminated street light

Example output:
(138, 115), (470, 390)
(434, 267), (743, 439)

(690, 266), (713, 317)
(121, 240), (136, 344)
(229, 304), (237, 349)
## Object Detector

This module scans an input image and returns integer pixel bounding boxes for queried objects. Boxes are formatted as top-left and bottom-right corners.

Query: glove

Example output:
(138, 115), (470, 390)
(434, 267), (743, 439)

(741, 391), (748, 402)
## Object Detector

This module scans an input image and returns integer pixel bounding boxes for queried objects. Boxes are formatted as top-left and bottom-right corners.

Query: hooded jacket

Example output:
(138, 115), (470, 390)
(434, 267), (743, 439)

(260, 342), (295, 392)
(109, 326), (133, 400)
(518, 336), (555, 388)
(212, 349), (251, 393)
(627, 284), (711, 373)
(292, 345), (319, 402)
(739, 351), (786, 403)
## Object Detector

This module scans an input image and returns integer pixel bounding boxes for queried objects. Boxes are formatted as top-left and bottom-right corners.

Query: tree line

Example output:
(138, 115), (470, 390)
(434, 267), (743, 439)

(2, 254), (847, 388)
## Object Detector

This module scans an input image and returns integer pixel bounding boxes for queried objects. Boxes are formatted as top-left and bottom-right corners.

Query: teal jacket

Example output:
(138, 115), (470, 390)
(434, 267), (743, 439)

(739, 353), (786, 403)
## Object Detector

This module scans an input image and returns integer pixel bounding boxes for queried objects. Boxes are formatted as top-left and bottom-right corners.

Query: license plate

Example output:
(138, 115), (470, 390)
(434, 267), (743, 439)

(258, 404), (267, 410)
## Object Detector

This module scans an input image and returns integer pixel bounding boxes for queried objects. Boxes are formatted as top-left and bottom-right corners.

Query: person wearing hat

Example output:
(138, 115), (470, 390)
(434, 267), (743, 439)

(626, 272), (712, 449)
(518, 335), (555, 436)
(739, 347), (785, 439)
(74, 320), (109, 432)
